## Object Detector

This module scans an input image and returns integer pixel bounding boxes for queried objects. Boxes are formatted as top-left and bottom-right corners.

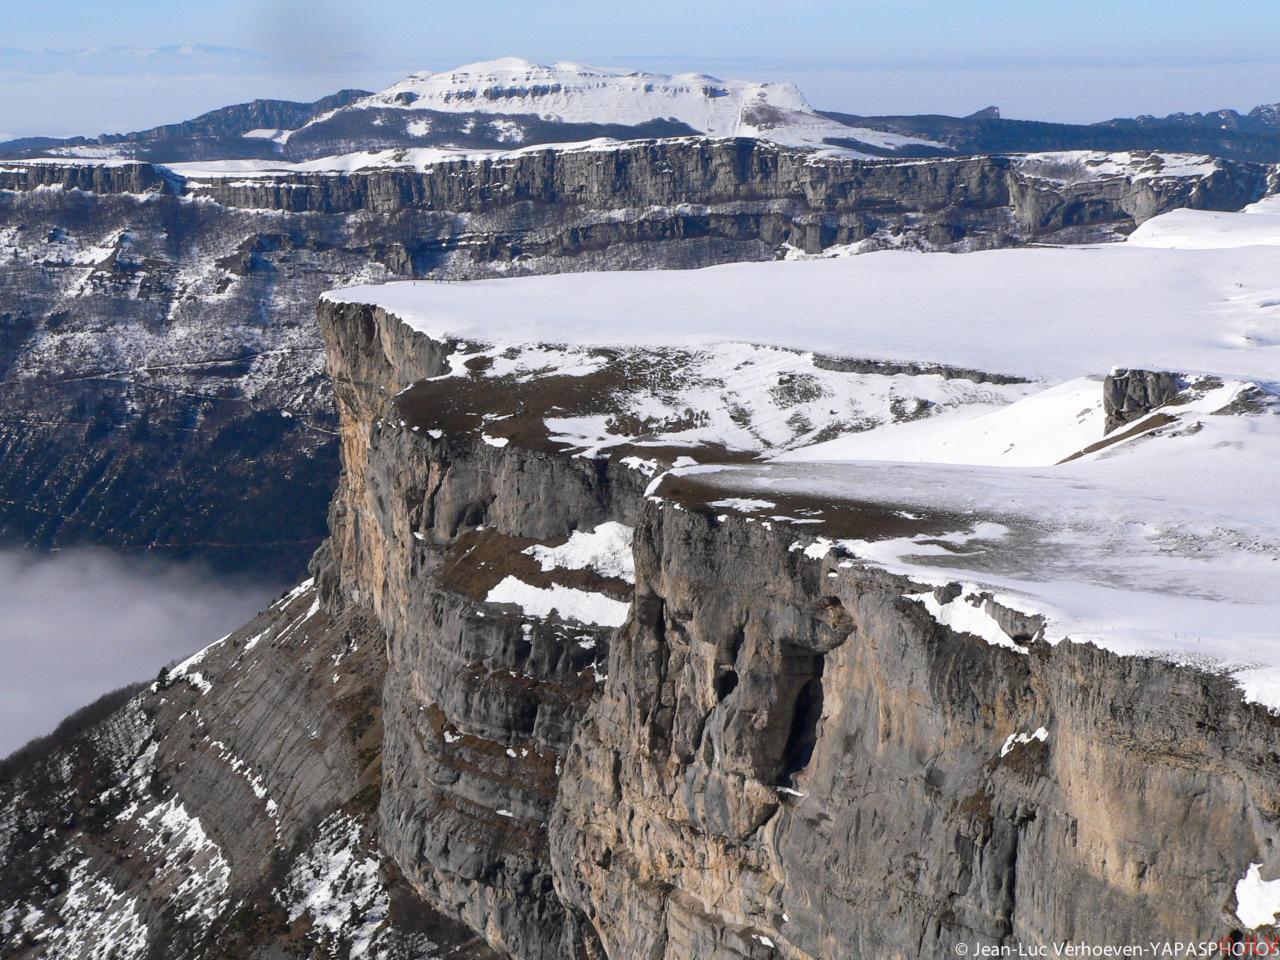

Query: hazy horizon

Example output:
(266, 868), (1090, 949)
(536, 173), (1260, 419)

(3, 0), (1279, 139)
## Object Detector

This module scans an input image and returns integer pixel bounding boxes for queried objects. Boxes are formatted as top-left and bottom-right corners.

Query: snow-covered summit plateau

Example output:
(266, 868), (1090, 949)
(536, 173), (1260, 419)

(127, 55), (942, 170)
(340, 56), (933, 153)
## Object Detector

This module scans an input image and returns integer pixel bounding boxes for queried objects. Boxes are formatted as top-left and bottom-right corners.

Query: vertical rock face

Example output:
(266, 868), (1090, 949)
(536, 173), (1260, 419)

(1102, 369), (1185, 433)
(309, 301), (1280, 959)
(551, 500), (1280, 956)
(317, 300), (639, 957)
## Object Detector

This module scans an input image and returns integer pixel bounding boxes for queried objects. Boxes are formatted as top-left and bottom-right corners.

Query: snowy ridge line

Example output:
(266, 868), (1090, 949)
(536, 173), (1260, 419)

(159, 633), (230, 695)
(6, 136), (1252, 184)
(1013, 150), (1224, 184)
(7, 135), (814, 180)
(5, 135), (834, 179)
(905, 586), (1028, 654)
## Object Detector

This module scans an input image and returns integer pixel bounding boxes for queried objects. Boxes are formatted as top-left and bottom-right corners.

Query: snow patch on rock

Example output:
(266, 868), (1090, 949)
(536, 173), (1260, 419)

(1000, 727), (1049, 757)
(42, 859), (148, 960)
(134, 796), (231, 925)
(486, 576), (630, 627)
(1236, 862), (1280, 928)
(279, 812), (388, 957)
(906, 587), (1026, 653)
(525, 521), (635, 583)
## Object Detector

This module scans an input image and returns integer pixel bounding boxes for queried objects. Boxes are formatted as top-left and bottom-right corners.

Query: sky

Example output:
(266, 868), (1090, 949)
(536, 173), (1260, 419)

(2, 0), (1279, 139)
(0, 549), (280, 756)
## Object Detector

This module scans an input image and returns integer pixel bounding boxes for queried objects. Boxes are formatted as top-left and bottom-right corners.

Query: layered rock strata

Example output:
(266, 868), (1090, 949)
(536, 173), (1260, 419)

(307, 299), (1280, 957)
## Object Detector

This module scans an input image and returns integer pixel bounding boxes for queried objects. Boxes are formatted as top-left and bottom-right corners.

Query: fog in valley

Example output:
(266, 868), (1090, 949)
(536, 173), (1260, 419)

(0, 548), (283, 757)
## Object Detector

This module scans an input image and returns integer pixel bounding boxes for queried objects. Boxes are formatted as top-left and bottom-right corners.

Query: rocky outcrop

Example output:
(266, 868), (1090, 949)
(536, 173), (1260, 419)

(1102, 368), (1185, 433)
(0, 161), (173, 194)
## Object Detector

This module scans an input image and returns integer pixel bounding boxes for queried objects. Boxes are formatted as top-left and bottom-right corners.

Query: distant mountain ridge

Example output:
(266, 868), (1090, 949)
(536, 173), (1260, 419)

(0, 90), (373, 163)
(0, 58), (943, 162)
(6, 56), (1279, 164)
(820, 100), (1280, 164)
(1100, 102), (1280, 133)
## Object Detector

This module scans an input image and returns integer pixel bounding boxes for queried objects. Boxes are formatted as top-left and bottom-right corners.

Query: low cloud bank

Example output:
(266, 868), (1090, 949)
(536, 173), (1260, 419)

(0, 548), (282, 757)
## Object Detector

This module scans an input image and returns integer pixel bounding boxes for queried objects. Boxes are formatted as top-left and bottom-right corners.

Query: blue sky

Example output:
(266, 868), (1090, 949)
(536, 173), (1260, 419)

(3, 1), (1279, 138)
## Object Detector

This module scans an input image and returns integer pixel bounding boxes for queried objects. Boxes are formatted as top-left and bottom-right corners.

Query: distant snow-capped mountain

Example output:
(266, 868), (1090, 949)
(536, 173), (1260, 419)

(0, 58), (947, 164)
(270, 57), (942, 159)
(328, 57), (933, 153)
(362, 57), (805, 128)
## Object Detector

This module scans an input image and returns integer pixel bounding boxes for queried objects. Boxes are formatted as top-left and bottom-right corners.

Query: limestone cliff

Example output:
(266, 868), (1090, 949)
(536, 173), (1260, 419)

(305, 299), (1280, 957)
(5, 246), (1280, 958)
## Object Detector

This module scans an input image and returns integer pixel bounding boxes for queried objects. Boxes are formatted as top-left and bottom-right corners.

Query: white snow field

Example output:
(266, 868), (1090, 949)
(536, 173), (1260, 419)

(485, 577), (630, 628)
(1014, 150), (1223, 184)
(1128, 193), (1280, 249)
(329, 212), (1280, 383)
(327, 198), (1280, 711)
(525, 522), (636, 584)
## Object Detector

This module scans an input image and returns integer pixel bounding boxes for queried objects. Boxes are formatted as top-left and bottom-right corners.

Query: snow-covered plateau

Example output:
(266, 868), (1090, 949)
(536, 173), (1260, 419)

(353, 57), (885, 140)
(327, 193), (1280, 714)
